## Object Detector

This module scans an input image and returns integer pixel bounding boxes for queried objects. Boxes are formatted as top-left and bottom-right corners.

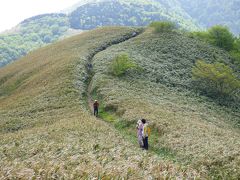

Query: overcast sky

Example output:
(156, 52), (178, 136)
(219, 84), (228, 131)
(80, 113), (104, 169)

(0, 0), (81, 32)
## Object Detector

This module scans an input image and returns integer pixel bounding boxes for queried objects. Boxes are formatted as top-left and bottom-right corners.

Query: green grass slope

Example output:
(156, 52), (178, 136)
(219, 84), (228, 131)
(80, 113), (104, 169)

(0, 27), (202, 179)
(90, 28), (240, 178)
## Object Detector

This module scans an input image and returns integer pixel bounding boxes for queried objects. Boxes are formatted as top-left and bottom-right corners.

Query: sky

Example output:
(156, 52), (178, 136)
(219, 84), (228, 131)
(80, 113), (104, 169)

(0, 0), (81, 32)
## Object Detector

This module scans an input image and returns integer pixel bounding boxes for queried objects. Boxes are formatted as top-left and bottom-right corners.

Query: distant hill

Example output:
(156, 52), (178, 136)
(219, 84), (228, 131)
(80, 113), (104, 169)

(0, 14), (71, 67)
(178, 0), (240, 35)
(69, 0), (199, 30)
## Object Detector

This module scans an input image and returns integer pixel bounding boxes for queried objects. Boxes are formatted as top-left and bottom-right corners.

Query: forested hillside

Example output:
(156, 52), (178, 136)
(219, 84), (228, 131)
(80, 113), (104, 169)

(0, 14), (70, 67)
(69, 0), (198, 30)
(178, 0), (240, 35)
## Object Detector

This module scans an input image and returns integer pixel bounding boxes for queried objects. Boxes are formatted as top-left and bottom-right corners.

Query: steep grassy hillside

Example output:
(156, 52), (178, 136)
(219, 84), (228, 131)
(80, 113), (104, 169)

(0, 27), (202, 179)
(90, 28), (240, 178)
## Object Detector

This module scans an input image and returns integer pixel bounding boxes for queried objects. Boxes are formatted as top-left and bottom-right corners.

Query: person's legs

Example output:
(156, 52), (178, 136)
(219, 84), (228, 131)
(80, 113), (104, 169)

(94, 108), (96, 116)
(138, 135), (143, 148)
(143, 137), (148, 150)
(96, 108), (98, 116)
(145, 137), (148, 150)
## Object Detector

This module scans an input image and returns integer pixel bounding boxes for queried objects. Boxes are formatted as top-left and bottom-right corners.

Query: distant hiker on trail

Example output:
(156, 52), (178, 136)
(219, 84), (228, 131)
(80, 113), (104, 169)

(93, 100), (99, 117)
(136, 119), (143, 148)
(87, 63), (93, 71)
(142, 119), (150, 150)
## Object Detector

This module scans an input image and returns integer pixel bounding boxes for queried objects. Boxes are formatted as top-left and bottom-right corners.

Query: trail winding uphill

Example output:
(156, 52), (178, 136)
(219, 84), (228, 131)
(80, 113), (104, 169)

(86, 31), (141, 115)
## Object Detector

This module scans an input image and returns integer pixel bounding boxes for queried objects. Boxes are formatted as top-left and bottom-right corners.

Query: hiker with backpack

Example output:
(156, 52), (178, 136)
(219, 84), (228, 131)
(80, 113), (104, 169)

(93, 100), (99, 117)
(141, 119), (150, 150)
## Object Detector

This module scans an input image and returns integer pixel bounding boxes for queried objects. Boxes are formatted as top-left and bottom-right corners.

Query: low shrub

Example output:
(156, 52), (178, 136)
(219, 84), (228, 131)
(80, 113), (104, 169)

(110, 53), (139, 76)
(149, 21), (176, 33)
(192, 60), (240, 98)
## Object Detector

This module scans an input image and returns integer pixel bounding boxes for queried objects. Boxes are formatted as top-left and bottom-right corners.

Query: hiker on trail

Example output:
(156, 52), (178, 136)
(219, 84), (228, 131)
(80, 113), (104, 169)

(93, 100), (99, 117)
(136, 119), (144, 148)
(142, 119), (149, 150)
(87, 63), (93, 71)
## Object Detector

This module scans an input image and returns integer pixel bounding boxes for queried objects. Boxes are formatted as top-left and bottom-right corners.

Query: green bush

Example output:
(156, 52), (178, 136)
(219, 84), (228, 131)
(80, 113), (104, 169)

(192, 60), (240, 97)
(191, 25), (235, 51)
(110, 53), (138, 76)
(149, 21), (176, 33)
(208, 25), (235, 51)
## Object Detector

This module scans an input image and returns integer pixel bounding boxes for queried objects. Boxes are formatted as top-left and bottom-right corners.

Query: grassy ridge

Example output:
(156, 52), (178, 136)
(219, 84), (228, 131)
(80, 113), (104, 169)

(0, 27), (202, 178)
(91, 28), (240, 178)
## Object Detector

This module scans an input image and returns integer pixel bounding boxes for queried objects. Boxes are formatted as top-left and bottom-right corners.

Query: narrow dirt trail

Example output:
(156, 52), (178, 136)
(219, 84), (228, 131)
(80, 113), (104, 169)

(86, 31), (141, 115)
(87, 78), (94, 114)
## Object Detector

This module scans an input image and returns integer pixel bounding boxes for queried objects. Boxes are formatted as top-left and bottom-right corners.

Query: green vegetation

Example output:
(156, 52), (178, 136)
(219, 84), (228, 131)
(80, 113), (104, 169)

(110, 53), (139, 76)
(0, 14), (70, 67)
(230, 38), (240, 66)
(69, 0), (199, 31)
(208, 26), (235, 51)
(191, 25), (240, 69)
(192, 60), (240, 98)
(150, 21), (176, 33)
(191, 26), (234, 51)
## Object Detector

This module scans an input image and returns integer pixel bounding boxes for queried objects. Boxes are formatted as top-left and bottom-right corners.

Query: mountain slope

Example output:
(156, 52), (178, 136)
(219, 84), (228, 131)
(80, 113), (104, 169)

(0, 27), (202, 179)
(1, 26), (239, 178)
(90, 28), (240, 178)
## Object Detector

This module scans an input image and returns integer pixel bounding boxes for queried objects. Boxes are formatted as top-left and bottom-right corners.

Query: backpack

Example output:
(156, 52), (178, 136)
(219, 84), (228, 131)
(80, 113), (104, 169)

(144, 124), (151, 137)
(147, 126), (151, 137)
